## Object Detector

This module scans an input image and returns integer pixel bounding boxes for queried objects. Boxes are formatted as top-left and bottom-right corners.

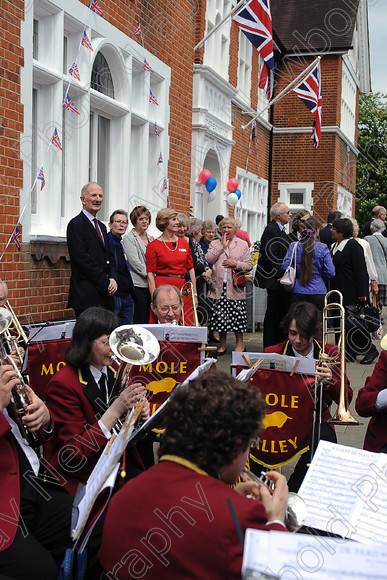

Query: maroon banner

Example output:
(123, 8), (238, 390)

(236, 365), (315, 469)
(28, 339), (71, 401)
(129, 340), (202, 419)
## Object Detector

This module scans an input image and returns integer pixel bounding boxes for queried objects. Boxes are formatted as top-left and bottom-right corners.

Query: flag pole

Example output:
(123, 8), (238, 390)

(242, 55), (321, 130)
(194, 0), (247, 52)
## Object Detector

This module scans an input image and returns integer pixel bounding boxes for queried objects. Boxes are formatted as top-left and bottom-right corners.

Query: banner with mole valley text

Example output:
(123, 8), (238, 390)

(28, 338), (71, 400)
(236, 365), (315, 468)
(129, 340), (202, 418)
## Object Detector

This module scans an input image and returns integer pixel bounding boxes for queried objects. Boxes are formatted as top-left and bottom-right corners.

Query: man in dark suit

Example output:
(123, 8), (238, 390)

(319, 210), (342, 249)
(67, 182), (118, 317)
(255, 202), (291, 348)
(363, 205), (387, 238)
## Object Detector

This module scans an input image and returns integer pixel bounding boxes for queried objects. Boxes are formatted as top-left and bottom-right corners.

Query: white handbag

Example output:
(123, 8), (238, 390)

(279, 242), (298, 292)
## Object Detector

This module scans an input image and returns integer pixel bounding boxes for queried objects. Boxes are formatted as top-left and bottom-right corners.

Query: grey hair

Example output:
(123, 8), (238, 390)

(270, 202), (287, 220)
(202, 220), (216, 233)
(188, 218), (203, 237)
(0, 279), (8, 298)
(371, 218), (386, 233)
(218, 217), (238, 233)
(176, 213), (189, 227)
(81, 182), (101, 197)
(349, 217), (359, 238)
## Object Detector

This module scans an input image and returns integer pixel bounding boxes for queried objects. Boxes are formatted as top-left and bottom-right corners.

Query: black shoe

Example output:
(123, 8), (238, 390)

(217, 348), (227, 356)
(360, 346), (379, 365)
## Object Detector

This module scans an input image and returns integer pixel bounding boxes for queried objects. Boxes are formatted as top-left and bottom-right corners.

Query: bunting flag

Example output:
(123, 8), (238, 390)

(233, 0), (274, 100)
(51, 128), (63, 151)
(157, 152), (163, 165)
(161, 178), (168, 192)
(149, 90), (159, 106)
(11, 227), (21, 250)
(81, 30), (94, 51)
(144, 59), (154, 73)
(63, 94), (80, 115)
(154, 122), (160, 137)
(69, 60), (80, 81)
(293, 62), (322, 148)
(245, 121), (260, 178)
(37, 166), (45, 190)
(134, 22), (142, 37)
(90, 0), (103, 16)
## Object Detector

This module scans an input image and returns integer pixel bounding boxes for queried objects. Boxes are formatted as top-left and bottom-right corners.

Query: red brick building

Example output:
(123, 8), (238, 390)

(0, 0), (370, 321)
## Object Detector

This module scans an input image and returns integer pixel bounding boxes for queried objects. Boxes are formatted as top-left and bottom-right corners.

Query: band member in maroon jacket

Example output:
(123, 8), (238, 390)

(356, 349), (387, 452)
(45, 307), (150, 496)
(0, 365), (73, 579)
(99, 370), (288, 580)
(265, 302), (352, 491)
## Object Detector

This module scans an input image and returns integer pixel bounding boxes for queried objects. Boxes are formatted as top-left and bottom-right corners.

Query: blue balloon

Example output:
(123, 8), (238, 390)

(234, 188), (241, 199)
(205, 176), (217, 193)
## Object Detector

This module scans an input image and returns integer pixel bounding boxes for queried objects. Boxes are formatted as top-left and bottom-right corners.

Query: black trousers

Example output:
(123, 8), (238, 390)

(0, 486), (73, 580)
(263, 288), (291, 349)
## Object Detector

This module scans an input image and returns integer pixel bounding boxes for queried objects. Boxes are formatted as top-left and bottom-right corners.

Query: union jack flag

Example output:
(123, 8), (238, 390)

(149, 90), (159, 106)
(63, 94), (80, 115)
(37, 166), (45, 190)
(69, 60), (80, 81)
(233, 0), (274, 100)
(157, 152), (163, 165)
(51, 128), (63, 151)
(134, 22), (142, 37)
(90, 0), (103, 16)
(81, 30), (94, 51)
(293, 62), (322, 148)
(154, 123), (160, 137)
(144, 59), (154, 73)
(161, 178), (168, 192)
(11, 226), (21, 250)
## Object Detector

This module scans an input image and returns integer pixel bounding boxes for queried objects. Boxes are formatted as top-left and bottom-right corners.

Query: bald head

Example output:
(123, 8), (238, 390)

(151, 285), (183, 324)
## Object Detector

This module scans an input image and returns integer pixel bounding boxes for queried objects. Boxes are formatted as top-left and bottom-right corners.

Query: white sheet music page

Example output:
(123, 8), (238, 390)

(242, 529), (387, 579)
(299, 440), (387, 542)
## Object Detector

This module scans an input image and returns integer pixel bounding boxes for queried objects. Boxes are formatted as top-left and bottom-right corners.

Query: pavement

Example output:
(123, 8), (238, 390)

(212, 328), (378, 459)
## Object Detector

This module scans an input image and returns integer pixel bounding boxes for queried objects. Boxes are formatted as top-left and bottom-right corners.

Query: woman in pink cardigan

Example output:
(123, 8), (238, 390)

(206, 217), (253, 354)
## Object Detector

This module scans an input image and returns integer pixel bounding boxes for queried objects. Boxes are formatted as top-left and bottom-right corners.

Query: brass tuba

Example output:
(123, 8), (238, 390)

(0, 307), (39, 447)
(321, 290), (360, 425)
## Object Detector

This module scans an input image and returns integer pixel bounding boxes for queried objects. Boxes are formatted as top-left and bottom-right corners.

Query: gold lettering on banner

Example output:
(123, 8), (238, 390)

(41, 363), (54, 375)
(139, 362), (187, 374)
(257, 437), (298, 454)
(264, 393), (299, 409)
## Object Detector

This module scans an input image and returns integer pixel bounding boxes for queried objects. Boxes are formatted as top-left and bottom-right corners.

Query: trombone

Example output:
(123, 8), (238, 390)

(180, 281), (199, 326)
(3, 300), (29, 368)
(321, 290), (359, 425)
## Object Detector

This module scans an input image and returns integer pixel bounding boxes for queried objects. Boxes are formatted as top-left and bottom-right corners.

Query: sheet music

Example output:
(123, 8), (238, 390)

(140, 324), (207, 342)
(242, 529), (387, 579)
(299, 440), (387, 541)
(180, 357), (216, 386)
(232, 352), (316, 376)
(236, 365), (261, 383)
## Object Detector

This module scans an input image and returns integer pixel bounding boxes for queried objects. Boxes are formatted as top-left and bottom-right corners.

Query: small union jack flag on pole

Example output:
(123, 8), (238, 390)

(293, 62), (322, 148)
(63, 94), (80, 115)
(51, 128), (63, 151)
(11, 226), (21, 250)
(154, 123), (160, 137)
(161, 178), (168, 192)
(37, 166), (45, 190)
(90, 0), (103, 16)
(149, 90), (159, 106)
(134, 22), (142, 37)
(69, 60), (80, 81)
(233, 0), (274, 100)
(157, 152), (163, 165)
(144, 59), (154, 73)
(81, 30), (94, 51)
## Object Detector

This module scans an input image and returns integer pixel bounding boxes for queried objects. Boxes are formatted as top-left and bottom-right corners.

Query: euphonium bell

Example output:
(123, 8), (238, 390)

(109, 325), (160, 366)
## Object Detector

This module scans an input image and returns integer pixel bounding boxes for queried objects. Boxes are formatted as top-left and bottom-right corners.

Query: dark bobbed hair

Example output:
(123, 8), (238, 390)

(215, 214), (224, 225)
(332, 217), (353, 239)
(291, 209), (310, 233)
(327, 210), (342, 223)
(281, 301), (322, 340)
(64, 307), (120, 368)
(130, 205), (151, 227)
(159, 369), (265, 474)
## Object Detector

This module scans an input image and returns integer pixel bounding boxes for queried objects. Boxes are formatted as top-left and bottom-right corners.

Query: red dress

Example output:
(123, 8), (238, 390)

(146, 237), (194, 323)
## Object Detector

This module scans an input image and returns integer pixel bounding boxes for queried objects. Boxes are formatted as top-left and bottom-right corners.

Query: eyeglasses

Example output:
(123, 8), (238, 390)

(113, 220), (128, 225)
(95, 338), (110, 348)
(157, 304), (181, 313)
(280, 211), (291, 215)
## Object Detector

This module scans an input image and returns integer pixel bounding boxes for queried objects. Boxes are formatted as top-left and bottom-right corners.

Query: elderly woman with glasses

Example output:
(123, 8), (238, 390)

(45, 307), (150, 496)
(206, 217), (252, 354)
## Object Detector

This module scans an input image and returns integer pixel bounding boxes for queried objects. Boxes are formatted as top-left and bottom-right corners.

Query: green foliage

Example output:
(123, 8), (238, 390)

(355, 92), (387, 232)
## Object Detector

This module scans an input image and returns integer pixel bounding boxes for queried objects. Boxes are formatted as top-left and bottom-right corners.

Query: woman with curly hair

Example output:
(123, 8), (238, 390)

(282, 216), (335, 311)
(100, 370), (288, 580)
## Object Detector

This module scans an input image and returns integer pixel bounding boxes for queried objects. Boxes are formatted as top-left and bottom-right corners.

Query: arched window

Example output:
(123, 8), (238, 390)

(91, 52), (114, 98)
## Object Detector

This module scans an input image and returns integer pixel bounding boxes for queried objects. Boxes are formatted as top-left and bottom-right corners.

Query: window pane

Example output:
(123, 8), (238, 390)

(91, 52), (114, 98)
(289, 192), (304, 205)
(97, 115), (110, 220)
(31, 89), (38, 214)
(33, 20), (38, 60)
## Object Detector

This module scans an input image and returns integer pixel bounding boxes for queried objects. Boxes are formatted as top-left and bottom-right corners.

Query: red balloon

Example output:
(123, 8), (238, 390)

(198, 170), (212, 185)
(227, 178), (239, 192)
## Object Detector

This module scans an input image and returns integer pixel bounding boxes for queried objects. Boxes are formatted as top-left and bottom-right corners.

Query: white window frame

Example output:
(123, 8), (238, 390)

(204, 0), (232, 80)
(277, 182), (314, 216)
(21, 0), (170, 241)
(237, 30), (252, 105)
(340, 59), (357, 143)
(337, 185), (353, 217)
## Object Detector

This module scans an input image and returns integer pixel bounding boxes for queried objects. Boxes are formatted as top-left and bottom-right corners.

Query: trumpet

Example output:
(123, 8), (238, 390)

(0, 307), (39, 448)
(240, 467), (307, 533)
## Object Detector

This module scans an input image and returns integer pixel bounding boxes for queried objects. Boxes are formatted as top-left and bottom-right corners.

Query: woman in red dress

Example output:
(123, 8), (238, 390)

(146, 208), (197, 322)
